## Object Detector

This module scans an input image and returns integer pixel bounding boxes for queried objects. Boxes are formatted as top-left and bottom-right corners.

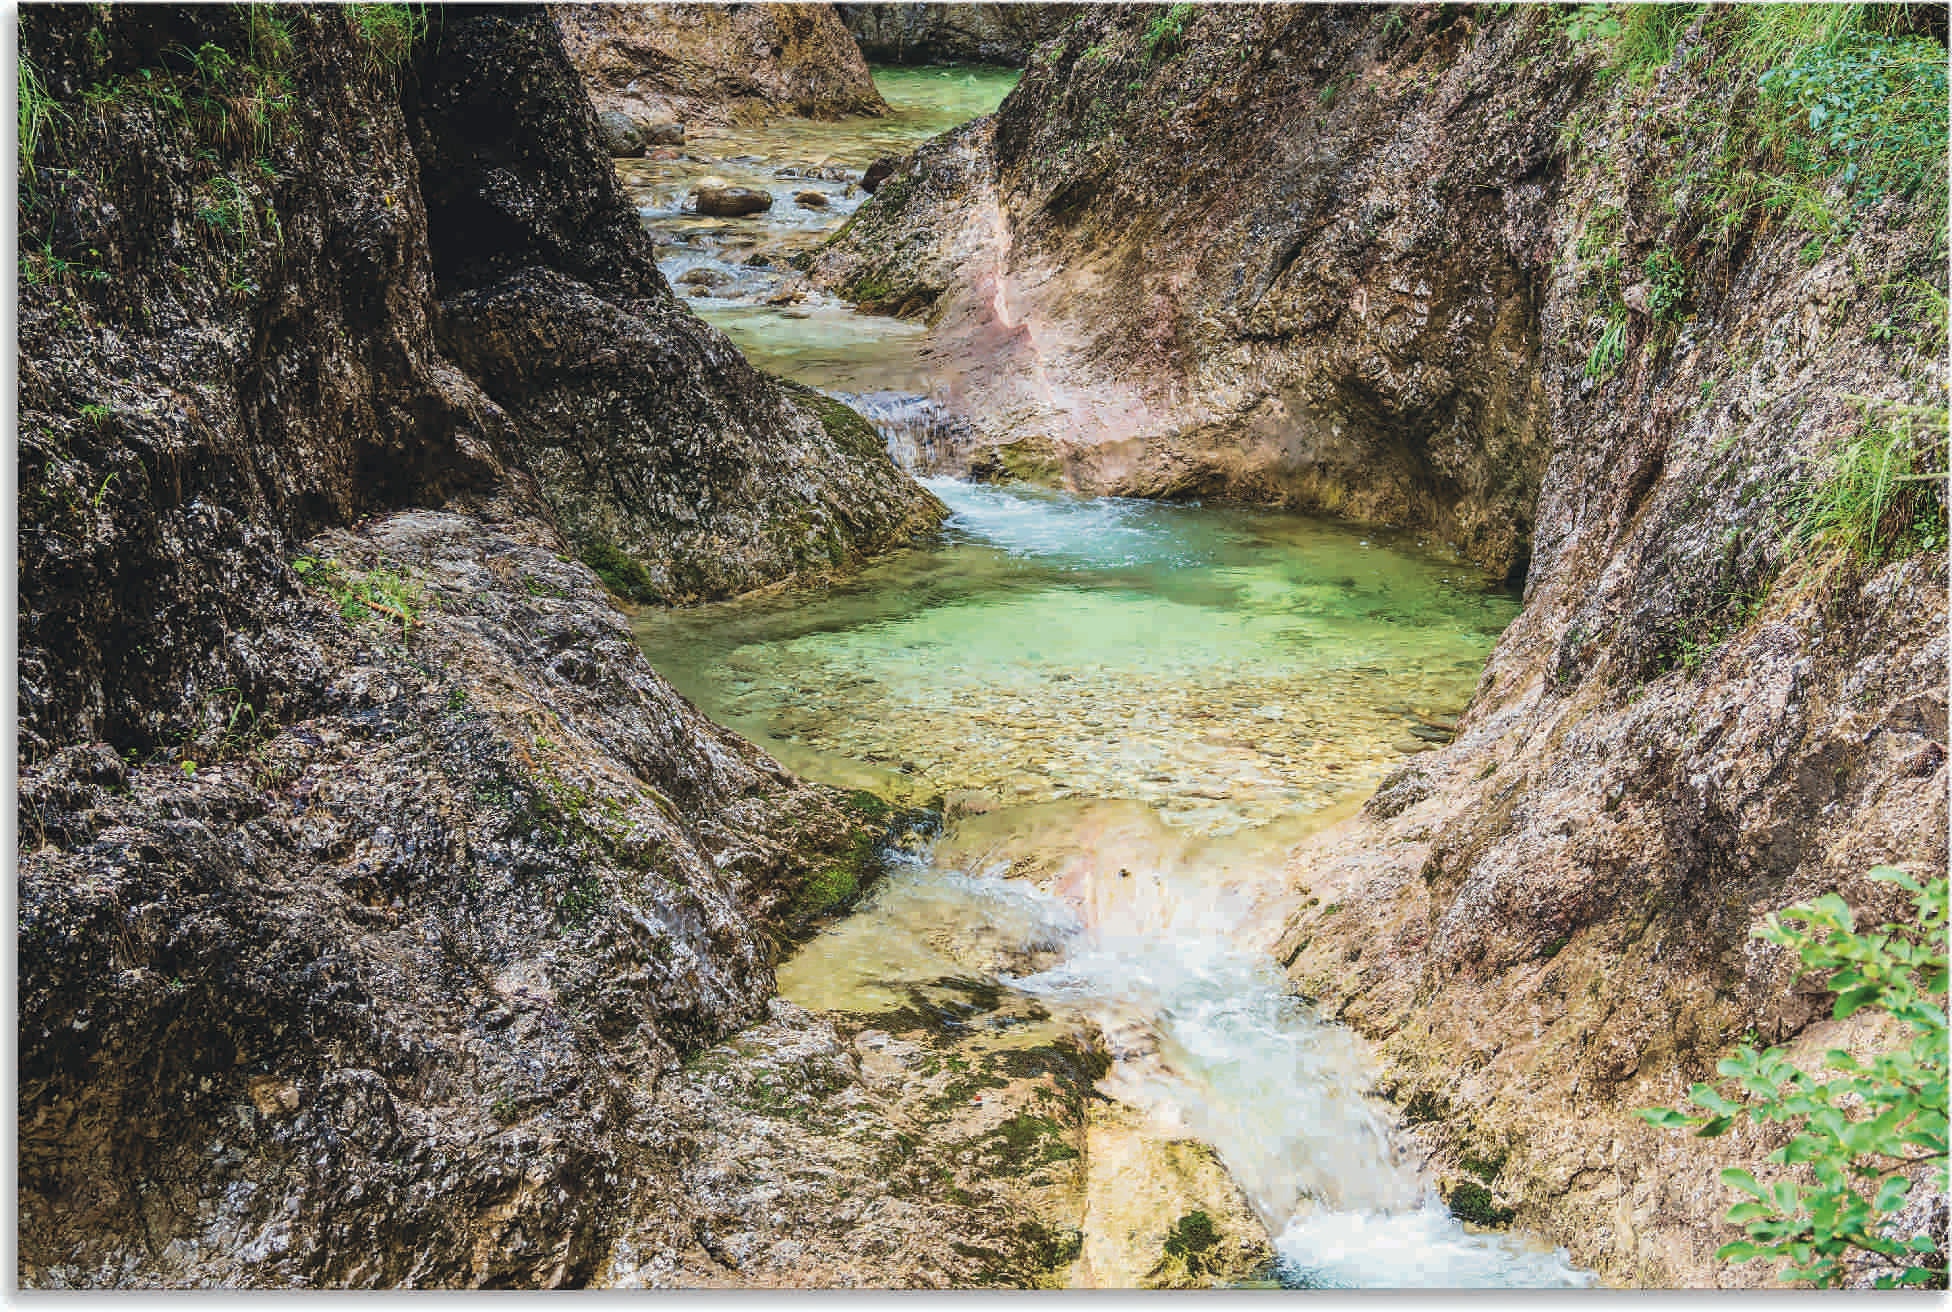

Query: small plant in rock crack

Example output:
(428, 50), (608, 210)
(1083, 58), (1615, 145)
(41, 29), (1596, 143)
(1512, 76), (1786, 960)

(292, 555), (423, 643)
(1641, 247), (1687, 319)
(1142, 4), (1196, 62)
(1638, 868), (1948, 1288)
(1584, 309), (1629, 380)
(1793, 400), (1949, 564)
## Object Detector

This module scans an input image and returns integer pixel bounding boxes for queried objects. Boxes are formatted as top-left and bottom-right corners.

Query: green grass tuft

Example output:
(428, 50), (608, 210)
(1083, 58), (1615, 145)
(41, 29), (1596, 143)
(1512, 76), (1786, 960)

(1796, 402), (1949, 563)
(347, 4), (425, 72)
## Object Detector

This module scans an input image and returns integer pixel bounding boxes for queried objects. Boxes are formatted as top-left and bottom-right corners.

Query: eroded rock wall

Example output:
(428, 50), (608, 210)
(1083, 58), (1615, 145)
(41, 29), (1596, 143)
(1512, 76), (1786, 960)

(815, 2), (1948, 1286)
(551, 3), (887, 128)
(413, 7), (941, 604)
(838, 3), (1082, 66)
(811, 4), (1564, 579)
(16, 3), (931, 1287)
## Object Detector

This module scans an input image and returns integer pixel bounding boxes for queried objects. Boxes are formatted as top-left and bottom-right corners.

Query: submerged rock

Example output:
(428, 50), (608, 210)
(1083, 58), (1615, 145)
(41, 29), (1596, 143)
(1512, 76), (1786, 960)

(794, 188), (830, 208)
(597, 108), (647, 156)
(692, 184), (774, 216)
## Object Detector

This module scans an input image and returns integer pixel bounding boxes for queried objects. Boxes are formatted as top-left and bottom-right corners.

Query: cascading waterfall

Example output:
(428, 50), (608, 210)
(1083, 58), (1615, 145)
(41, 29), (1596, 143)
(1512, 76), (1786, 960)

(829, 389), (980, 474)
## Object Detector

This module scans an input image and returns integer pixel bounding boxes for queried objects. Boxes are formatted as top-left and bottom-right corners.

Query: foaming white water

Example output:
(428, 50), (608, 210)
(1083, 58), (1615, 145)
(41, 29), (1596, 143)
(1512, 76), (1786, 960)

(960, 848), (1591, 1289)
(1275, 1207), (1595, 1289)
(923, 478), (1213, 570)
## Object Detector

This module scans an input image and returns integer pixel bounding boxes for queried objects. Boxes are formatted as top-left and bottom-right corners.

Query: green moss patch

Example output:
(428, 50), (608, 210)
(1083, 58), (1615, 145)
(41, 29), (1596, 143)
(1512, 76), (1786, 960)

(577, 539), (661, 604)
(1444, 1180), (1516, 1228)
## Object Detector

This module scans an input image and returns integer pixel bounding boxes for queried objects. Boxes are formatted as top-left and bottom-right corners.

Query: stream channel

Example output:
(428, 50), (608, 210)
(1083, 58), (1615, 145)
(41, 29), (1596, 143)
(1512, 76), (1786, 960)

(626, 65), (1593, 1289)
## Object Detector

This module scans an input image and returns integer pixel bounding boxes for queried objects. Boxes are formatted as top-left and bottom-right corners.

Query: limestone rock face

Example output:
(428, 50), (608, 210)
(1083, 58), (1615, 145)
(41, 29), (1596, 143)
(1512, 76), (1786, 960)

(838, 3), (1083, 66)
(552, 2), (887, 127)
(15, 2), (930, 1288)
(814, 3), (1948, 1286)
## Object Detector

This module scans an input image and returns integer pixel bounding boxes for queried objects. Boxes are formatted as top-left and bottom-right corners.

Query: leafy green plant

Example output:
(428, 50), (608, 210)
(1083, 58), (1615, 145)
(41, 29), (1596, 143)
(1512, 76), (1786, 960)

(1795, 402), (1949, 562)
(1641, 247), (1687, 318)
(1142, 4), (1196, 61)
(1638, 868), (1948, 1288)
(292, 555), (423, 641)
(1759, 31), (1948, 202)
(1584, 309), (1629, 379)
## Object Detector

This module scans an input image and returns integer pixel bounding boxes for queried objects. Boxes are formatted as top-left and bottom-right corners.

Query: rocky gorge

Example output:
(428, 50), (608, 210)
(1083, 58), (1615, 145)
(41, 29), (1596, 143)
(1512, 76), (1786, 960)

(17, 0), (1949, 1293)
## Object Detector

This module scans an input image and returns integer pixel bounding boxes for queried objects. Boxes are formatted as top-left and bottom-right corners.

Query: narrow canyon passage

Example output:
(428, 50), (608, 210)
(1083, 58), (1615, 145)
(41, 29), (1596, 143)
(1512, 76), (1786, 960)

(627, 64), (1587, 1289)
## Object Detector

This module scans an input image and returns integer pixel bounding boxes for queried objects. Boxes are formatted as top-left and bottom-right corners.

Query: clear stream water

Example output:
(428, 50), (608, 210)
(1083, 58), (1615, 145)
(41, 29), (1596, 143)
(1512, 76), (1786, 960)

(626, 66), (1592, 1290)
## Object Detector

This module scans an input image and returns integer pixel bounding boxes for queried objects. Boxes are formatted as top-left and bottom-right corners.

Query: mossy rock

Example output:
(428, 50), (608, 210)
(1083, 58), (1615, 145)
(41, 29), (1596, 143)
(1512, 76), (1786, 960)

(1443, 1179), (1516, 1228)
(773, 378), (889, 465)
(793, 865), (861, 917)
(577, 538), (662, 604)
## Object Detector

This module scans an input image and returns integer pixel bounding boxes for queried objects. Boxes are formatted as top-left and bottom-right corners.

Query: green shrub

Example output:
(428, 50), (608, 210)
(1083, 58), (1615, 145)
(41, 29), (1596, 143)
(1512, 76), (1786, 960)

(1758, 31), (1948, 202)
(1638, 868), (1947, 1288)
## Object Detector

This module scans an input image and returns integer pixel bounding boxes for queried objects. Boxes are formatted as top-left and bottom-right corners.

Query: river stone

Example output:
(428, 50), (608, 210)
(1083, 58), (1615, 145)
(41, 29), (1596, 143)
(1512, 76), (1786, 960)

(677, 266), (730, 287)
(643, 118), (684, 146)
(795, 189), (830, 208)
(596, 109), (645, 157)
(693, 185), (773, 217)
(860, 156), (899, 194)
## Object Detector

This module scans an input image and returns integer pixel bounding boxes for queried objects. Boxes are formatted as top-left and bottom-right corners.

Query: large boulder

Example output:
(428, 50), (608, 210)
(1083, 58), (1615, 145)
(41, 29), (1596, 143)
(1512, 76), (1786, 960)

(552, 3), (887, 127)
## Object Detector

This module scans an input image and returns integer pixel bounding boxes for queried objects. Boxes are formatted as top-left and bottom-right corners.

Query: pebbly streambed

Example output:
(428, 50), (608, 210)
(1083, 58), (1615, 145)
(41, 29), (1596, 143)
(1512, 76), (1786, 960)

(625, 64), (1592, 1290)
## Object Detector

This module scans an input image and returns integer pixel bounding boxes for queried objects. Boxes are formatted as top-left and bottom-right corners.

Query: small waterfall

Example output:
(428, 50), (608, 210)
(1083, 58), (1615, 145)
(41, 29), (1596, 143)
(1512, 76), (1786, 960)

(828, 389), (979, 474)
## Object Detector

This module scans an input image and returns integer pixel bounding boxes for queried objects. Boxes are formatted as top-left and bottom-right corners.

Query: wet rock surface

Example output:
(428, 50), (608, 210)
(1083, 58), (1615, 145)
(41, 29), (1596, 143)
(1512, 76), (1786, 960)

(15, 1), (938, 1289)
(413, 8), (944, 605)
(552, 3), (888, 128)
(596, 109), (648, 157)
(693, 184), (775, 217)
(839, 3), (1083, 67)
(18, 512), (880, 1287)
(604, 998), (1100, 1288)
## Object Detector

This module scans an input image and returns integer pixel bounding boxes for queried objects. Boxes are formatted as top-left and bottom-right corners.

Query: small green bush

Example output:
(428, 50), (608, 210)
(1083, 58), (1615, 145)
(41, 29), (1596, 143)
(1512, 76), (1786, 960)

(1759, 32), (1949, 202)
(1638, 868), (1947, 1288)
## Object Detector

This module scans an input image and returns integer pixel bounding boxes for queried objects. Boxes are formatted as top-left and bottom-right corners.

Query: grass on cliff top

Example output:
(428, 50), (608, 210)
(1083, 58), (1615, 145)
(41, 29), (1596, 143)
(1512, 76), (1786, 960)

(1560, 4), (1947, 371)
